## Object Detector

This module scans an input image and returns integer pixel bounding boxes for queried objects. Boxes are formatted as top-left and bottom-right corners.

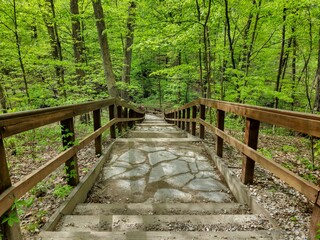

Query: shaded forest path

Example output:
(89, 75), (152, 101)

(39, 114), (283, 239)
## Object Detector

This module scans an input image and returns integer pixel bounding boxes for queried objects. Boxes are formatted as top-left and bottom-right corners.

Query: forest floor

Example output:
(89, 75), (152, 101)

(204, 127), (318, 240)
(3, 119), (319, 239)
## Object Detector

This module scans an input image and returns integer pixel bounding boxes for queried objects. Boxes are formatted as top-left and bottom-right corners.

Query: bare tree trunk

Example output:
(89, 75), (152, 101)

(203, 0), (212, 99)
(224, 0), (240, 102)
(314, 26), (320, 112)
(12, 0), (30, 104)
(274, 6), (287, 109)
(291, 25), (297, 110)
(195, 0), (204, 97)
(42, 0), (67, 99)
(121, 1), (136, 100)
(196, 0), (212, 99)
(70, 0), (85, 85)
(0, 79), (7, 113)
(92, 0), (118, 98)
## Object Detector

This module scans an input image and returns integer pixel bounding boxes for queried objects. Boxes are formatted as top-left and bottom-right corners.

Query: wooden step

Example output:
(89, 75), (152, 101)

(40, 230), (285, 239)
(56, 214), (271, 232)
(73, 203), (249, 215)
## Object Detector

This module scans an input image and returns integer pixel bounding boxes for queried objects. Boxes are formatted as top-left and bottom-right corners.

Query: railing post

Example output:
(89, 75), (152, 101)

(109, 104), (116, 139)
(123, 107), (128, 130)
(0, 137), (22, 240)
(241, 118), (260, 184)
(117, 105), (122, 135)
(182, 109), (186, 130)
(178, 110), (181, 128)
(61, 118), (79, 186)
(310, 204), (320, 239)
(174, 111), (178, 125)
(192, 106), (197, 136)
(128, 109), (134, 128)
(186, 108), (190, 132)
(93, 109), (102, 156)
(216, 110), (225, 157)
(200, 104), (205, 139)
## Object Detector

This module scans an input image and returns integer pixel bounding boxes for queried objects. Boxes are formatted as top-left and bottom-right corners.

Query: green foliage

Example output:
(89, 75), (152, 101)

(301, 173), (318, 184)
(1, 198), (34, 227)
(281, 145), (298, 153)
(258, 148), (273, 160)
(316, 224), (320, 239)
(53, 184), (73, 199)
(282, 162), (295, 171)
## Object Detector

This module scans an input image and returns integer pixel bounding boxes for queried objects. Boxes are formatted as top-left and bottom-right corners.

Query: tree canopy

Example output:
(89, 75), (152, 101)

(0, 0), (320, 112)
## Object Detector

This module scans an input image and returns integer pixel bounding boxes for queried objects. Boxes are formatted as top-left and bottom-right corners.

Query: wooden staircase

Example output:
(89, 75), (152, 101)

(39, 115), (284, 239)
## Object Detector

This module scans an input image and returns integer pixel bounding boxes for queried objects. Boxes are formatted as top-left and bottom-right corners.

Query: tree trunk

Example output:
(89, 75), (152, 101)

(13, 0), (30, 104)
(70, 0), (85, 85)
(0, 81), (7, 113)
(92, 0), (118, 98)
(314, 26), (320, 112)
(121, 1), (136, 100)
(274, 6), (287, 109)
(291, 25), (297, 110)
(42, 0), (67, 99)
(203, 0), (212, 99)
(195, 0), (204, 97)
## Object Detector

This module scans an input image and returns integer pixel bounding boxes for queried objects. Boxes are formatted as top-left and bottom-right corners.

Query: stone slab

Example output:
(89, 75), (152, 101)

(153, 189), (192, 202)
(149, 160), (189, 183)
(185, 178), (228, 192)
(148, 151), (178, 166)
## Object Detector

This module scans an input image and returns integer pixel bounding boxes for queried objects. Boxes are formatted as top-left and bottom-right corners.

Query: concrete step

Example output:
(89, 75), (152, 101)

(40, 230), (285, 239)
(136, 123), (175, 126)
(73, 203), (249, 215)
(128, 131), (187, 138)
(56, 214), (271, 232)
(115, 138), (200, 143)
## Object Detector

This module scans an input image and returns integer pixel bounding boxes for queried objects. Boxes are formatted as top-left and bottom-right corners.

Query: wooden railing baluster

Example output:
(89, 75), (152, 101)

(241, 118), (260, 185)
(192, 106), (197, 136)
(178, 110), (181, 128)
(200, 104), (205, 139)
(128, 109), (134, 128)
(109, 104), (116, 139)
(117, 106), (122, 135)
(186, 108), (190, 132)
(182, 109), (186, 130)
(216, 109), (225, 157)
(61, 118), (79, 186)
(123, 107), (128, 130)
(0, 137), (22, 240)
(93, 109), (102, 156)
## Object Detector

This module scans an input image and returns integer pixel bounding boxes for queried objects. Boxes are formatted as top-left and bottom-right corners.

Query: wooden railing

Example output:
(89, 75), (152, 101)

(164, 98), (320, 239)
(0, 98), (144, 239)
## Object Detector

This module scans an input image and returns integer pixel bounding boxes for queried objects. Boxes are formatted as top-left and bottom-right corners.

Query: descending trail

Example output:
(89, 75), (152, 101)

(40, 114), (284, 239)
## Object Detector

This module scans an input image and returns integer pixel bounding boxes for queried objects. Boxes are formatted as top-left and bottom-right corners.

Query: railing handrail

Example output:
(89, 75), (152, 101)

(0, 98), (144, 138)
(0, 98), (145, 238)
(164, 97), (320, 238)
(165, 98), (320, 138)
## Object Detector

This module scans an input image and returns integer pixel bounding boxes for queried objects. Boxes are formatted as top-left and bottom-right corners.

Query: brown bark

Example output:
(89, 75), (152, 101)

(12, 0), (30, 104)
(121, 1), (136, 100)
(196, 0), (212, 99)
(274, 7), (287, 109)
(92, 0), (118, 98)
(70, 0), (85, 85)
(42, 0), (67, 99)
(314, 27), (320, 112)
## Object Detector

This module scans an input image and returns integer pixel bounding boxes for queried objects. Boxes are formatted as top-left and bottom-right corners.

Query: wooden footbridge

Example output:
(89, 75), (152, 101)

(0, 98), (320, 239)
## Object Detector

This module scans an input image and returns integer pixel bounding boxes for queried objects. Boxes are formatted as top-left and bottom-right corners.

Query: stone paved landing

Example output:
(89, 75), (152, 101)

(88, 114), (234, 204)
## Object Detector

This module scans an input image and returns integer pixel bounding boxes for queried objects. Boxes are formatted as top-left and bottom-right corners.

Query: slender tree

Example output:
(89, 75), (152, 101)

(121, 1), (136, 100)
(92, 0), (118, 98)
(70, 0), (85, 85)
